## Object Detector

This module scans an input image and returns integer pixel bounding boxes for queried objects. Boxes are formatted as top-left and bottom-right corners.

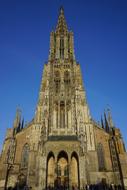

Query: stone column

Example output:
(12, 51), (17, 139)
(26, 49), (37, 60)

(58, 101), (60, 129)
(38, 155), (47, 190)
(68, 159), (72, 190)
(65, 100), (67, 129)
(79, 156), (87, 189)
(54, 161), (58, 187)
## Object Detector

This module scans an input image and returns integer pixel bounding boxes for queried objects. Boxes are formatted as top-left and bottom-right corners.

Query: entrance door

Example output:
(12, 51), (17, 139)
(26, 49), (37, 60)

(47, 151), (69, 189)
(47, 152), (55, 187)
(56, 151), (69, 189)
(71, 152), (79, 189)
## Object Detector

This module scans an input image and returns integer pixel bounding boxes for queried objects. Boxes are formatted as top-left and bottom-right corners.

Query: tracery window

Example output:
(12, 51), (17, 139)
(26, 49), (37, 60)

(60, 101), (65, 128)
(64, 71), (70, 95)
(54, 71), (60, 94)
(97, 143), (105, 171)
(66, 101), (71, 128)
(57, 165), (61, 177)
(64, 165), (69, 176)
(55, 101), (59, 128)
(60, 38), (64, 59)
(21, 144), (30, 168)
(64, 71), (70, 82)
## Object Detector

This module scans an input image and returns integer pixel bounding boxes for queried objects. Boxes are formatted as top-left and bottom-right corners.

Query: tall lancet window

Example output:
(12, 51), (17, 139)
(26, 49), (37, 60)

(66, 100), (71, 128)
(60, 37), (64, 59)
(64, 71), (70, 95)
(54, 71), (60, 94)
(55, 101), (58, 128)
(60, 101), (65, 128)
(97, 143), (106, 171)
(21, 144), (30, 168)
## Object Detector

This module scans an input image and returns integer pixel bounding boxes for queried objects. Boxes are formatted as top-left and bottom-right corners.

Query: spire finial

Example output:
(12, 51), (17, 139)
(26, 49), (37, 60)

(56, 6), (68, 34)
(104, 110), (110, 133)
(107, 107), (114, 128)
(60, 6), (64, 14)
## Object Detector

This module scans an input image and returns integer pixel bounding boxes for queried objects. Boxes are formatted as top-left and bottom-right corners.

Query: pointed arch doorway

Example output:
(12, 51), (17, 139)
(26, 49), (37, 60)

(46, 150), (79, 189)
(47, 152), (55, 187)
(55, 151), (69, 189)
(71, 152), (80, 189)
(46, 151), (69, 189)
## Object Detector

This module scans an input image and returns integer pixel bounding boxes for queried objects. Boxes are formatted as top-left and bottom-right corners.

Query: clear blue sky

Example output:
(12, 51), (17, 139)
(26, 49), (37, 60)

(0, 0), (127, 151)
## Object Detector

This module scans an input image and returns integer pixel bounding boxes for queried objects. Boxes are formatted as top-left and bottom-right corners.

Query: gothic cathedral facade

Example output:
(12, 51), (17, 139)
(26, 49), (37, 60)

(0, 8), (127, 190)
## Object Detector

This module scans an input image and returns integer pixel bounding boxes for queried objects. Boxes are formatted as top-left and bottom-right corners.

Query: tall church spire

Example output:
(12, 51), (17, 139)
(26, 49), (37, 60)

(36, 7), (91, 143)
(56, 7), (68, 34)
(49, 7), (75, 60)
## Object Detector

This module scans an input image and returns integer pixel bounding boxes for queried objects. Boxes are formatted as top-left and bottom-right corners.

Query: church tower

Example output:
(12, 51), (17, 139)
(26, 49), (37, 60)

(0, 7), (127, 190)
(34, 7), (96, 189)
(35, 7), (94, 147)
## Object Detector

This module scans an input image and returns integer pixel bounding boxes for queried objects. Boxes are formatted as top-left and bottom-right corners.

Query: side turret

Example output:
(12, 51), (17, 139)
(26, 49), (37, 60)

(13, 108), (21, 136)
(13, 108), (24, 136)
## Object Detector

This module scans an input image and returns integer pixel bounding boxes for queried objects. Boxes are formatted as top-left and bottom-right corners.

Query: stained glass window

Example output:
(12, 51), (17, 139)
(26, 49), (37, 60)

(54, 71), (60, 94)
(57, 165), (61, 176)
(97, 143), (105, 171)
(60, 38), (64, 59)
(21, 144), (30, 168)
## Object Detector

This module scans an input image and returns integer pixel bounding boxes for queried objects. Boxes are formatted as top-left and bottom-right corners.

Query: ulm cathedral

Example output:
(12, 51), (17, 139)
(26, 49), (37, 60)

(0, 8), (127, 190)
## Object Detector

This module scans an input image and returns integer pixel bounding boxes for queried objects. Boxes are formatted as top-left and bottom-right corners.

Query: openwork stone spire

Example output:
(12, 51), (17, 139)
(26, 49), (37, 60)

(49, 7), (75, 60)
(35, 7), (92, 150)
(56, 7), (68, 34)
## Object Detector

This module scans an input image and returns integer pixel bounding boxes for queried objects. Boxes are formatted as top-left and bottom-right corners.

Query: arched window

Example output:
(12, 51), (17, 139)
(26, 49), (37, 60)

(64, 165), (69, 176)
(60, 101), (65, 128)
(57, 165), (61, 177)
(55, 101), (59, 128)
(21, 144), (30, 168)
(60, 38), (64, 59)
(47, 151), (55, 187)
(54, 71), (60, 94)
(97, 143), (105, 171)
(64, 71), (70, 95)
(66, 100), (71, 128)
(64, 71), (70, 83)
(71, 152), (79, 188)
